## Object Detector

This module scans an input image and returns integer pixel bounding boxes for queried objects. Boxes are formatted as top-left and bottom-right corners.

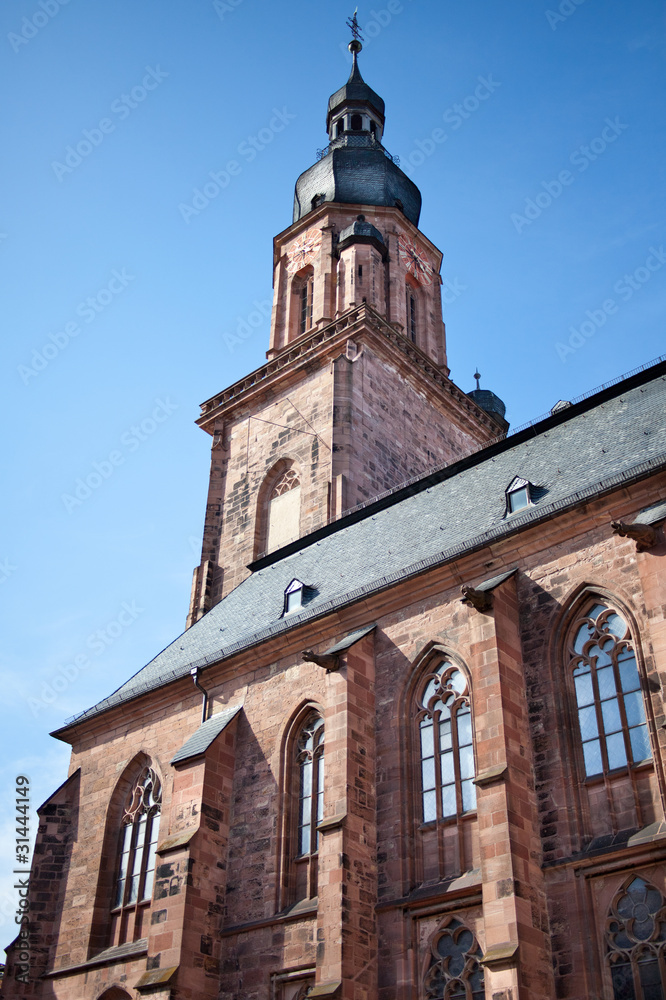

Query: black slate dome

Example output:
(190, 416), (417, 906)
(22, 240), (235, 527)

(293, 44), (421, 226)
(468, 372), (509, 432)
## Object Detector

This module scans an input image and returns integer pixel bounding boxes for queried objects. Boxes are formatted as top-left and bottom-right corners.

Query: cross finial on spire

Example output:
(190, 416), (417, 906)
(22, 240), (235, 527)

(346, 8), (364, 43)
(474, 369), (481, 390)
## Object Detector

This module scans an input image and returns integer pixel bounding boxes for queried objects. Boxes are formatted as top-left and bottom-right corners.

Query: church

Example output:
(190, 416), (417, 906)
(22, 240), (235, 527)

(4, 24), (666, 1000)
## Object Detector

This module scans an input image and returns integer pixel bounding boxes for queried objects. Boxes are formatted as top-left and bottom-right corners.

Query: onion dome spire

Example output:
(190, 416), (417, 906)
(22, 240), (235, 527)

(326, 15), (385, 141)
(292, 12), (421, 224)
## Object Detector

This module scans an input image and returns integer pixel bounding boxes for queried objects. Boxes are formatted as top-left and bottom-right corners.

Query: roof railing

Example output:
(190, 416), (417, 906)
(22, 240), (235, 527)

(316, 133), (399, 165)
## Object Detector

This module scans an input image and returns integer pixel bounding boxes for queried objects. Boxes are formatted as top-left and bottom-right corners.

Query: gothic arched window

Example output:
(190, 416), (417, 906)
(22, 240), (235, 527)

(606, 876), (666, 999)
(111, 767), (161, 945)
(266, 468), (301, 554)
(417, 660), (476, 824)
(569, 602), (651, 777)
(424, 917), (485, 999)
(294, 711), (324, 903)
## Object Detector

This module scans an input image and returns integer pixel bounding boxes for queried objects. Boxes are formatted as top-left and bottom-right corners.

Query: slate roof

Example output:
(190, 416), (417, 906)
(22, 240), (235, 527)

(325, 624), (376, 655)
(170, 705), (242, 765)
(327, 55), (385, 122)
(55, 359), (666, 735)
(634, 499), (666, 525)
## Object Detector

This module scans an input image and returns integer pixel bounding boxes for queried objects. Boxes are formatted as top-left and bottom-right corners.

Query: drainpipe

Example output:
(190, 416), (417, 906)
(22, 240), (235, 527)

(190, 666), (209, 724)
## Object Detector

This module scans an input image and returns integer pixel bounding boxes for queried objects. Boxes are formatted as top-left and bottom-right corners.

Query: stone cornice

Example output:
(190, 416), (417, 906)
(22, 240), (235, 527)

(196, 303), (502, 440)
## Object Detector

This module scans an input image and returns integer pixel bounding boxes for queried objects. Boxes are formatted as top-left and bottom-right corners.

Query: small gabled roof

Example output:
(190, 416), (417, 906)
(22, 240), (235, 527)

(325, 623), (376, 655)
(170, 704), (242, 765)
(506, 476), (530, 493)
(633, 499), (666, 526)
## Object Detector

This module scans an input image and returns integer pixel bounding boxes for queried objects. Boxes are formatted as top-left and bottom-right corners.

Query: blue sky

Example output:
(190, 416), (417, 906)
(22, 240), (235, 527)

(1, 0), (665, 937)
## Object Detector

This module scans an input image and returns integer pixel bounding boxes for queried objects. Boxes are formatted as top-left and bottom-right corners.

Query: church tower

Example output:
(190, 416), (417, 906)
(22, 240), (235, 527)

(187, 35), (507, 626)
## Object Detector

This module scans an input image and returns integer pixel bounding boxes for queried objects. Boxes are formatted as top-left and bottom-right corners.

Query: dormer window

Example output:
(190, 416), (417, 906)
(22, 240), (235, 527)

(285, 579), (304, 614)
(283, 578), (317, 615)
(505, 477), (532, 514)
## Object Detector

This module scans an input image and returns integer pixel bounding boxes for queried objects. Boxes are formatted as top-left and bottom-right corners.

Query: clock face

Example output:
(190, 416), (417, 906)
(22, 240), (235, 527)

(287, 228), (322, 275)
(397, 234), (433, 285)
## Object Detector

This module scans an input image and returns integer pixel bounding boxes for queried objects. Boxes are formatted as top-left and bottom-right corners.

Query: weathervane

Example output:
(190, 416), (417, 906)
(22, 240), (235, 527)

(346, 7), (364, 43)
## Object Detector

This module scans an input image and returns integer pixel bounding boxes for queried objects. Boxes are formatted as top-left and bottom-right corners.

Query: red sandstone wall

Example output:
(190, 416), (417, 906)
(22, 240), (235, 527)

(199, 363), (335, 603)
(339, 344), (488, 509)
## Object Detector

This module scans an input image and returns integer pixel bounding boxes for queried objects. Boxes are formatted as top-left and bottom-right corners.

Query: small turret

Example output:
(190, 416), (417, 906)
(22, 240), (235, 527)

(468, 371), (509, 433)
(326, 40), (386, 143)
(293, 21), (421, 225)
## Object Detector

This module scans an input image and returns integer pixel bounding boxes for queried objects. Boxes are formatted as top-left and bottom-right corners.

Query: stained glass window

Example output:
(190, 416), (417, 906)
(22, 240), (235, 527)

(417, 660), (476, 824)
(424, 918), (485, 999)
(606, 877), (666, 999)
(569, 603), (651, 777)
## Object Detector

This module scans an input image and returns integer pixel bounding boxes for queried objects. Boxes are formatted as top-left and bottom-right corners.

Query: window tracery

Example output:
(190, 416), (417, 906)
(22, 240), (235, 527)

(417, 661), (476, 824)
(285, 710), (324, 904)
(424, 918), (485, 999)
(296, 713), (324, 859)
(266, 467), (301, 554)
(606, 876), (666, 999)
(294, 983), (313, 999)
(569, 602), (651, 777)
(111, 766), (161, 943)
(271, 469), (300, 499)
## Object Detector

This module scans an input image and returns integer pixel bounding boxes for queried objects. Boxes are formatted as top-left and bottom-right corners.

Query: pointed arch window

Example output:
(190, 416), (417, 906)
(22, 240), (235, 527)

(293, 711), (324, 902)
(569, 602), (651, 777)
(417, 660), (476, 824)
(266, 468), (301, 554)
(424, 917), (485, 999)
(111, 767), (161, 944)
(606, 876), (666, 999)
